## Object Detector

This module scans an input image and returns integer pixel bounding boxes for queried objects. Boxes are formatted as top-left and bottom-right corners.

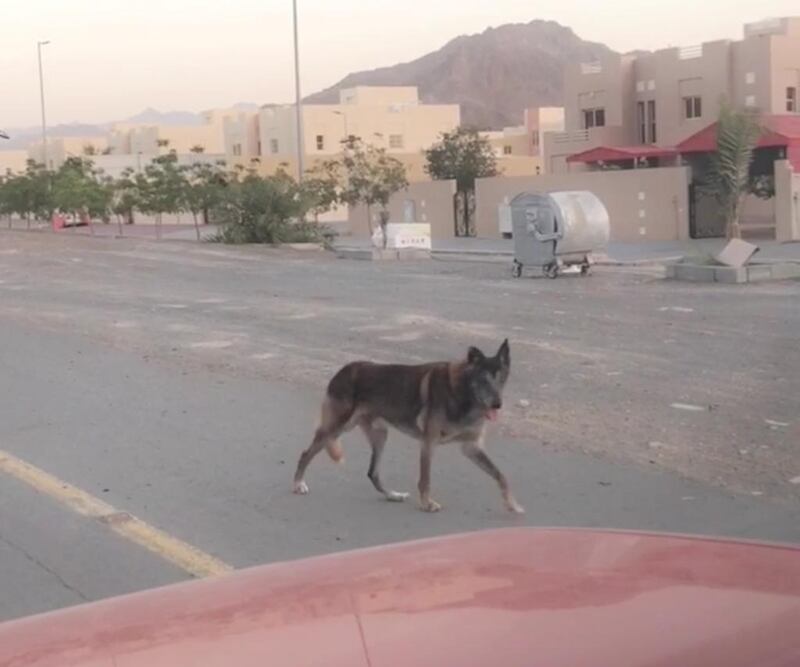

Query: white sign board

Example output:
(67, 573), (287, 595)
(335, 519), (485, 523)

(372, 223), (432, 250)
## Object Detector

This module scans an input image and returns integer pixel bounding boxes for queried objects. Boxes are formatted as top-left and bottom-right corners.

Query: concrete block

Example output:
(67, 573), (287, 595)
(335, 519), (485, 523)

(747, 265), (773, 282)
(674, 264), (717, 282)
(769, 263), (800, 280)
(714, 266), (748, 284)
(716, 239), (759, 268)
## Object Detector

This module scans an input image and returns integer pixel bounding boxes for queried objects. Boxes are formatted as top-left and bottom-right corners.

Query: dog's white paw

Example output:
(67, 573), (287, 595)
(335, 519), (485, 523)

(293, 480), (310, 495)
(386, 491), (409, 503)
(420, 499), (442, 513)
(506, 498), (525, 514)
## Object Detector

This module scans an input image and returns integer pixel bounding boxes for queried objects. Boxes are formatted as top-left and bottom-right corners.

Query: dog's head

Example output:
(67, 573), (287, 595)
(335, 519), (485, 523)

(465, 339), (510, 422)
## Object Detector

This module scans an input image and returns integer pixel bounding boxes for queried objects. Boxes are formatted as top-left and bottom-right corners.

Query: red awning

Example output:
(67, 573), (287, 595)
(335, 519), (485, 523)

(566, 145), (678, 164)
(677, 115), (800, 153)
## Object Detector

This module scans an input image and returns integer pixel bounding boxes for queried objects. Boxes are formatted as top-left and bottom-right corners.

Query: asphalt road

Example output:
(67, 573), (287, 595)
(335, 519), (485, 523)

(1, 231), (798, 623)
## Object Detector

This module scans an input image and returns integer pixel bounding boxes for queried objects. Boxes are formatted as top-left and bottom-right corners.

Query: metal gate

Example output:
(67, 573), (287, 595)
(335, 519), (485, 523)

(454, 190), (477, 237)
(689, 183), (726, 239)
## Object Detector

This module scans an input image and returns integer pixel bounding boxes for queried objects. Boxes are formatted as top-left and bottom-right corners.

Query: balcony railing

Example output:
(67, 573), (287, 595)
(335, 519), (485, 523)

(552, 130), (589, 144)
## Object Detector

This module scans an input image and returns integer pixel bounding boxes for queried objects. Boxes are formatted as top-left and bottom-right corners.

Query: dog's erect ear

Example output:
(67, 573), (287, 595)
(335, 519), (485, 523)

(467, 346), (486, 365)
(497, 339), (510, 366)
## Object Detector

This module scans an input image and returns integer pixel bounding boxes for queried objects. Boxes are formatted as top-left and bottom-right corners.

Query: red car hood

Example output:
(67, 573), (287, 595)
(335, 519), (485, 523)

(1, 528), (799, 667)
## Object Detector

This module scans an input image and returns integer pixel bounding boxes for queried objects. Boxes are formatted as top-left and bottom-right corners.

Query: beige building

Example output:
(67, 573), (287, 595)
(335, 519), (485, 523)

(27, 137), (108, 169)
(255, 86), (460, 167)
(482, 107), (566, 176)
(0, 150), (30, 175)
(108, 108), (244, 157)
(545, 16), (800, 173)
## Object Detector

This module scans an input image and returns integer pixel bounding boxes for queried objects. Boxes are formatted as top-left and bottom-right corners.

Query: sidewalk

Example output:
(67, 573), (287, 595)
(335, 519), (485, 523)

(335, 236), (800, 265)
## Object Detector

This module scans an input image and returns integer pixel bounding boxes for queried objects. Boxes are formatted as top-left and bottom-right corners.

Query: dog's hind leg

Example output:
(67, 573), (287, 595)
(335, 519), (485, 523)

(360, 421), (408, 502)
(293, 399), (349, 495)
(460, 439), (525, 514)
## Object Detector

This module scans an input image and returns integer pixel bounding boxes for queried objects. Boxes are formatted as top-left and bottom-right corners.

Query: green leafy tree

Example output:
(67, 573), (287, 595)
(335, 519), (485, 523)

(137, 151), (187, 238)
(111, 168), (140, 232)
(52, 158), (111, 227)
(335, 136), (408, 234)
(704, 103), (762, 240)
(424, 127), (499, 193)
(300, 161), (340, 223)
(182, 160), (229, 240)
(213, 168), (321, 244)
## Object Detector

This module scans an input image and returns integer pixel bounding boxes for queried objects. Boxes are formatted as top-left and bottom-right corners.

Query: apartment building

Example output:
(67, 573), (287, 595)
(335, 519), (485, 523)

(254, 86), (460, 166)
(545, 16), (800, 173)
(107, 108), (244, 157)
(27, 136), (109, 170)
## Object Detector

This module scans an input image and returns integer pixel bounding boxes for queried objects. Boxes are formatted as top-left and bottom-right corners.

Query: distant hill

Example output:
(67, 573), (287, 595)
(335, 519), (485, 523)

(122, 107), (201, 126)
(305, 20), (615, 129)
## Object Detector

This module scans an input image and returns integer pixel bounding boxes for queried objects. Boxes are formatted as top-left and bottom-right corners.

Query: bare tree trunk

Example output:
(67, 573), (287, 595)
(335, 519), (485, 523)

(26, 214), (31, 230)
(366, 203), (373, 237)
(156, 213), (162, 240)
(192, 211), (201, 242)
(727, 196), (743, 240)
(116, 214), (124, 237)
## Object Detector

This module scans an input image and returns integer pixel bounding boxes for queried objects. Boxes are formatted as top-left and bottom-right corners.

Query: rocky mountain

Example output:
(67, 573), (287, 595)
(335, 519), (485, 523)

(305, 20), (615, 129)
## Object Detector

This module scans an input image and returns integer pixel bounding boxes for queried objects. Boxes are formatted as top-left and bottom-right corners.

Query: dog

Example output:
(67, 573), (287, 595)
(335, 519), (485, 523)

(293, 339), (523, 514)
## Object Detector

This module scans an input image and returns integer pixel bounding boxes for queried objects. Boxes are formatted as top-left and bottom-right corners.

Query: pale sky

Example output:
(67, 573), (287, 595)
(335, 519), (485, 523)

(3, 0), (798, 128)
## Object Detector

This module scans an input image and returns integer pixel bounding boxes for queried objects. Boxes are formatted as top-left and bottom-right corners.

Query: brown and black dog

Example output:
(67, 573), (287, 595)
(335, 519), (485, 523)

(293, 340), (523, 513)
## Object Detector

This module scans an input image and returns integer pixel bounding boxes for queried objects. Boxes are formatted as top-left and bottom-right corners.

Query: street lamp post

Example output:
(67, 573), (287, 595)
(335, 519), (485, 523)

(37, 40), (51, 170)
(292, 0), (305, 182)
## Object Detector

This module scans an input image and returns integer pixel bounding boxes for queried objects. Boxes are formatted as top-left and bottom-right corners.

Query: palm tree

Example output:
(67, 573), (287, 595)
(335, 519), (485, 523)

(705, 103), (761, 240)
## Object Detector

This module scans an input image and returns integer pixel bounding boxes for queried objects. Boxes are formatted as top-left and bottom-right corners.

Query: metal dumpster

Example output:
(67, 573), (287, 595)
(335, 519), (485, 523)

(510, 191), (610, 279)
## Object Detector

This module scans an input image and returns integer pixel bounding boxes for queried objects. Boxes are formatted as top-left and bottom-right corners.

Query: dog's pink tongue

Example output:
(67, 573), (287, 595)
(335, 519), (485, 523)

(487, 409), (499, 422)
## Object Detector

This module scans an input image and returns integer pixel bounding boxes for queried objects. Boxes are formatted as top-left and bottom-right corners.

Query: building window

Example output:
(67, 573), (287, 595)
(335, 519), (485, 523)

(232, 143), (242, 156)
(257, 141), (262, 155)
(788, 87), (797, 112)
(637, 101), (646, 144)
(316, 135), (324, 150)
(503, 145), (513, 155)
(636, 81), (645, 93)
(270, 138), (279, 154)
(647, 100), (657, 144)
(745, 95), (756, 108)
(582, 108), (605, 129)
(746, 72), (756, 85)
(683, 96), (702, 119)
(389, 134), (404, 149)
(531, 133), (540, 148)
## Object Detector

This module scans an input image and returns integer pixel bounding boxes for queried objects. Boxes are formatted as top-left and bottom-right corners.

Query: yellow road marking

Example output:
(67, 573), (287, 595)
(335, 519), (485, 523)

(0, 450), (233, 579)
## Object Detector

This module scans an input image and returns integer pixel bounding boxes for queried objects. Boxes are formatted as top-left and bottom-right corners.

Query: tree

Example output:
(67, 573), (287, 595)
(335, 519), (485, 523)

(51, 157), (112, 231)
(111, 168), (140, 233)
(705, 103), (762, 240)
(335, 136), (408, 234)
(213, 168), (320, 244)
(137, 151), (186, 238)
(424, 127), (499, 193)
(21, 160), (53, 226)
(182, 160), (228, 240)
(300, 161), (340, 224)
(190, 145), (205, 154)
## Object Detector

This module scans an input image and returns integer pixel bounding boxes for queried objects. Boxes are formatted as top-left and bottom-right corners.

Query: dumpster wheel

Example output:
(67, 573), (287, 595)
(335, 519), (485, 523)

(580, 262), (591, 276)
(511, 261), (522, 278)
(544, 262), (559, 279)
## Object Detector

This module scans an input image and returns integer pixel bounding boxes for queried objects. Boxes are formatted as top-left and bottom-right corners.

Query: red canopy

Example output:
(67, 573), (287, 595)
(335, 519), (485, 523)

(566, 145), (677, 164)
(677, 115), (800, 153)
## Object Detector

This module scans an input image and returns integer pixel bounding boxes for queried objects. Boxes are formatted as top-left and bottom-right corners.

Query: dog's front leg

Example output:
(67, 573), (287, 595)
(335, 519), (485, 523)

(417, 441), (441, 512)
(461, 439), (525, 514)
